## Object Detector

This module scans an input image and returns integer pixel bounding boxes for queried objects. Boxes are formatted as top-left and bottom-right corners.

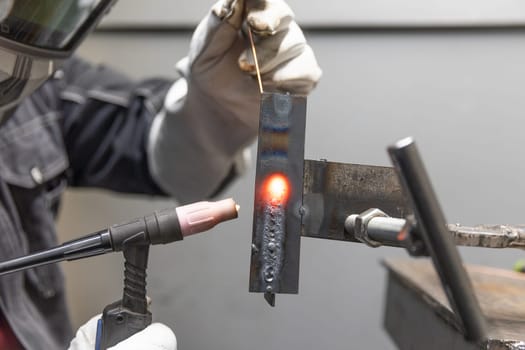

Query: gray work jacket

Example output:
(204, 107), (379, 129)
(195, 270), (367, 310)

(0, 57), (172, 349)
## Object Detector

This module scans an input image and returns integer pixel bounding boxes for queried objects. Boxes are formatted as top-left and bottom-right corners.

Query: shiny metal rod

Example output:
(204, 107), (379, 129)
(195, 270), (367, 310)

(345, 215), (406, 248)
(388, 137), (487, 343)
(345, 215), (525, 250)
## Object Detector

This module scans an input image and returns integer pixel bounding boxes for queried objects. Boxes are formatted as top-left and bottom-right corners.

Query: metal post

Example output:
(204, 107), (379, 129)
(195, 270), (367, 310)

(388, 137), (487, 343)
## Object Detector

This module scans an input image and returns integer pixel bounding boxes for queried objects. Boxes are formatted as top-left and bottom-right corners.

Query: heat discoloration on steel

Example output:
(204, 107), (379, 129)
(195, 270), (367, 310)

(302, 160), (410, 242)
(250, 92), (306, 297)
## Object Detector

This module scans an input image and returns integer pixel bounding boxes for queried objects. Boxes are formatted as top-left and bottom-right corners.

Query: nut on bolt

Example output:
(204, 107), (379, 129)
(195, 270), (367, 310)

(345, 208), (389, 247)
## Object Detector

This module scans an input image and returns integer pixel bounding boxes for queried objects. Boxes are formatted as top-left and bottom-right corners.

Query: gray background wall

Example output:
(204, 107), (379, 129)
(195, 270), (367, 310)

(57, 1), (525, 349)
(101, 0), (525, 27)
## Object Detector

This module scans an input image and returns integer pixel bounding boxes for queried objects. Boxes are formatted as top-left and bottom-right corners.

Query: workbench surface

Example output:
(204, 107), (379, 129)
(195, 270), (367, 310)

(383, 259), (525, 349)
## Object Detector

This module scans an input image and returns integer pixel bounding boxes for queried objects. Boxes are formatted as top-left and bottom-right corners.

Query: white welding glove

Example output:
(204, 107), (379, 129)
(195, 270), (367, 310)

(148, 0), (322, 203)
(68, 315), (177, 350)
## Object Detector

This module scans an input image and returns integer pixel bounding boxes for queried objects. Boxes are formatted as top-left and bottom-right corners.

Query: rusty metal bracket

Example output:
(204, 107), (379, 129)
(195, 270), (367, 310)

(301, 160), (525, 250)
(302, 160), (411, 242)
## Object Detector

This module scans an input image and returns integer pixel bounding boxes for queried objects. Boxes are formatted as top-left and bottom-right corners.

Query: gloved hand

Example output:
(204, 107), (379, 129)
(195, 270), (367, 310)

(204, 0), (322, 94)
(68, 315), (177, 350)
(147, 0), (322, 203)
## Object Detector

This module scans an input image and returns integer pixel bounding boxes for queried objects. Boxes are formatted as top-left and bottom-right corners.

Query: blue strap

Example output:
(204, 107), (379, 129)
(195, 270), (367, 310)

(95, 318), (103, 350)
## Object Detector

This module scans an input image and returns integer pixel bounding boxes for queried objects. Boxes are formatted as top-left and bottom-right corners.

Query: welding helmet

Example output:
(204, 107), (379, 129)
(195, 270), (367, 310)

(0, 0), (117, 117)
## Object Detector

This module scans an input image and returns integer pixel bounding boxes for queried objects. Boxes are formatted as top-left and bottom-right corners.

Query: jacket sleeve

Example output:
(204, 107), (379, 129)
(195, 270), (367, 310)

(54, 56), (173, 195)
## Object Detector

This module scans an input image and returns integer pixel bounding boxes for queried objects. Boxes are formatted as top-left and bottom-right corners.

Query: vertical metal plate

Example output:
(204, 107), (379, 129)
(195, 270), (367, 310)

(249, 92), (306, 301)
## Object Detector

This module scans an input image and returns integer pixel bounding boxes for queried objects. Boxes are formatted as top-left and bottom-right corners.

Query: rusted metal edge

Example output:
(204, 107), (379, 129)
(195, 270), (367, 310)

(448, 224), (525, 249)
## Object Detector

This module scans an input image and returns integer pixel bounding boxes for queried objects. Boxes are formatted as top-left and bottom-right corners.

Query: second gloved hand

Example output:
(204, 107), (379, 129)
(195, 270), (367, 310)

(68, 315), (177, 350)
(148, 0), (322, 202)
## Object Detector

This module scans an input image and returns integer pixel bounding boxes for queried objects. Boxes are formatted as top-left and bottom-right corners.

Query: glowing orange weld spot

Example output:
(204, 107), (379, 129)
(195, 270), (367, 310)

(263, 173), (290, 204)
(397, 228), (407, 241)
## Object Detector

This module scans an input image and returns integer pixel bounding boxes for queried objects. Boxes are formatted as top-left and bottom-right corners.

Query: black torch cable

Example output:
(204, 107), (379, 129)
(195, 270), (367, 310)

(0, 230), (112, 276)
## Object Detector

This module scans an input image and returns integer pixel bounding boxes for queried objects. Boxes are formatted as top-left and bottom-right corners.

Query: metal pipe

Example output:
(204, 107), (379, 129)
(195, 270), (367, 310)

(361, 216), (405, 247)
(345, 215), (525, 250)
(388, 137), (487, 343)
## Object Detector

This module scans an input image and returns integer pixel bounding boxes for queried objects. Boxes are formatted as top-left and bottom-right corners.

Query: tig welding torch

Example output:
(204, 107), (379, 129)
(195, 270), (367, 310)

(0, 198), (239, 275)
(0, 198), (239, 349)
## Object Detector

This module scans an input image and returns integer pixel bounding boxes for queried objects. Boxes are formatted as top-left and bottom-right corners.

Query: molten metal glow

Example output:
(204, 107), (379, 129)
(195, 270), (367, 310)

(264, 174), (290, 204)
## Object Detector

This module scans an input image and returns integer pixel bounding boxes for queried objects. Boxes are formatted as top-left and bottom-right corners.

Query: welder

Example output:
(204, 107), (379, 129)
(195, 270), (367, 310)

(0, 0), (321, 349)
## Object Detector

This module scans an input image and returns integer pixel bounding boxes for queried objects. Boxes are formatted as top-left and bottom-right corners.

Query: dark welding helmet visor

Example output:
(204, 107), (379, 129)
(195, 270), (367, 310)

(0, 0), (116, 57)
(0, 0), (117, 117)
